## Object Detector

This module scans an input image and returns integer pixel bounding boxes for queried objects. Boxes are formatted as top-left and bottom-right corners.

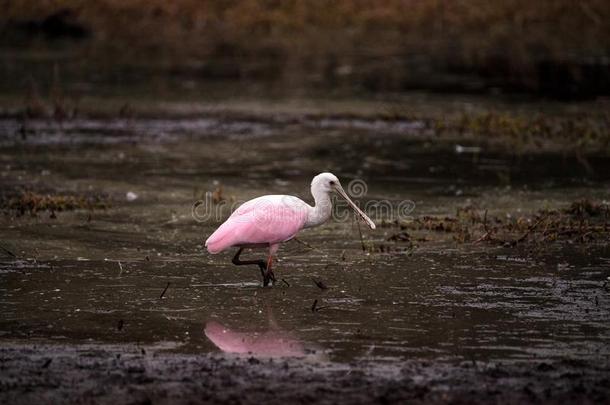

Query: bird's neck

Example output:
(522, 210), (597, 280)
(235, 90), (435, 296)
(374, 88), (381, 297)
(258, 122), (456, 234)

(304, 188), (332, 228)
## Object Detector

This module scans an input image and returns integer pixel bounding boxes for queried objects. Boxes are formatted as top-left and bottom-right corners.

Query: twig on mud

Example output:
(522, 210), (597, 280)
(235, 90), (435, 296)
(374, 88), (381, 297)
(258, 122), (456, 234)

(312, 278), (328, 290)
(293, 237), (317, 251)
(310, 299), (328, 312)
(473, 232), (493, 244)
(159, 282), (170, 299)
(511, 215), (547, 246)
(281, 278), (290, 287)
(0, 244), (16, 258)
(473, 209), (497, 244)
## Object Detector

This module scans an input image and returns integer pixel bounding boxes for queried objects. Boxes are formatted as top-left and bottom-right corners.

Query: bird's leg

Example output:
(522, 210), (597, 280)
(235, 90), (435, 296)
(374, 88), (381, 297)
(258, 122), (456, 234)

(264, 254), (276, 286)
(263, 244), (280, 286)
(232, 248), (268, 283)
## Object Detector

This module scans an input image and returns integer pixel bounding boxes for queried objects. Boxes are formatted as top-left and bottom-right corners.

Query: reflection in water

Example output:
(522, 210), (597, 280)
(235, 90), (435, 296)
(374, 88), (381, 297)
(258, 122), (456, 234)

(204, 321), (305, 357)
(204, 309), (324, 358)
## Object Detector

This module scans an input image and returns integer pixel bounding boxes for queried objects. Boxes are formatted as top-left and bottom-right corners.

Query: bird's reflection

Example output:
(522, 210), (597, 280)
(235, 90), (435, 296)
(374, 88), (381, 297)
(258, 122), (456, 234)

(204, 309), (325, 358)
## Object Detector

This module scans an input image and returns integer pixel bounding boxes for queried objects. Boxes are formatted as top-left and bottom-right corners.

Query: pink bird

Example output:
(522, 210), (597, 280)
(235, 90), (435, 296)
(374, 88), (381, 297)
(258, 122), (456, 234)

(204, 306), (327, 358)
(204, 320), (305, 356)
(205, 172), (376, 286)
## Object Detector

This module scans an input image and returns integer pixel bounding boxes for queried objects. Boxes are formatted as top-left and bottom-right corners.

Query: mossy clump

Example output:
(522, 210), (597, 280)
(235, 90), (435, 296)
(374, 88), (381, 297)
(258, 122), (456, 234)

(564, 199), (609, 218)
(434, 111), (610, 152)
(384, 199), (609, 249)
(2, 191), (110, 217)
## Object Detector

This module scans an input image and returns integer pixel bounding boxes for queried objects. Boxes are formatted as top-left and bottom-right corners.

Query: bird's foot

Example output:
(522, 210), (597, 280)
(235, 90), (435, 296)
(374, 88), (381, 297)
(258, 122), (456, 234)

(263, 269), (276, 287)
(257, 263), (271, 287)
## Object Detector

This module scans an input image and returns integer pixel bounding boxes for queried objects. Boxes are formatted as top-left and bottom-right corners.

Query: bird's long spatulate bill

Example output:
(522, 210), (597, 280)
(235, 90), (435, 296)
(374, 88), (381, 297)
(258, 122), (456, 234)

(335, 186), (376, 229)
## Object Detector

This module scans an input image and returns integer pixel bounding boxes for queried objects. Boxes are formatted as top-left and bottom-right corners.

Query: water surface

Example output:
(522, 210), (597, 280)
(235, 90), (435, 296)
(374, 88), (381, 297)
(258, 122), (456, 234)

(1, 111), (608, 364)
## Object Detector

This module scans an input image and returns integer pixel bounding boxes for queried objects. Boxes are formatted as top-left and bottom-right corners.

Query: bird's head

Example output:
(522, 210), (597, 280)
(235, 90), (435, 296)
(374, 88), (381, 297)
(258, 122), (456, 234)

(311, 172), (340, 193)
(311, 172), (376, 230)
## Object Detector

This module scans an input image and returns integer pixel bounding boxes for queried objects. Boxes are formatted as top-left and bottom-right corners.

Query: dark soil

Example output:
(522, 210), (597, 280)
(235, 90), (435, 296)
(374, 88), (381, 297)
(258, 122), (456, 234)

(1, 343), (608, 405)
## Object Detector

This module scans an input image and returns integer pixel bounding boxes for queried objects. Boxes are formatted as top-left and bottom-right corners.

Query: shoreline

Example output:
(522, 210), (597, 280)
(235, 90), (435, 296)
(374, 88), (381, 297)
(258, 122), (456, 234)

(1, 342), (608, 404)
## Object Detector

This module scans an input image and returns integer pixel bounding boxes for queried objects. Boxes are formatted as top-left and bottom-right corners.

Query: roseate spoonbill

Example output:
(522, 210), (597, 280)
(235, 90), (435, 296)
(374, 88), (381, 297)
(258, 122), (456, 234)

(205, 320), (305, 356)
(205, 172), (375, 286)
(204, 309), (327, 359)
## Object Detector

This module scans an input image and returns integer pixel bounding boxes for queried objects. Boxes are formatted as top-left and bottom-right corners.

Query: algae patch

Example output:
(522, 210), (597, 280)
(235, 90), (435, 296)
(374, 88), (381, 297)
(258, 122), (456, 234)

(1, 190), (110, 217)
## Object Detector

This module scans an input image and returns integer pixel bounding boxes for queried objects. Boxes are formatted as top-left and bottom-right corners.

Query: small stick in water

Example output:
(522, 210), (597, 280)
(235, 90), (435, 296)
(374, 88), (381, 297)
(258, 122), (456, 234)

(160, 282), (170, 299)
(293, 237), (317, 251)
(310, 299), (328, 312)
(281, 278), (290, 287)
(312, 278), (328, 290)
(514, 215), (547, 245)
(0, 244), (16, 258)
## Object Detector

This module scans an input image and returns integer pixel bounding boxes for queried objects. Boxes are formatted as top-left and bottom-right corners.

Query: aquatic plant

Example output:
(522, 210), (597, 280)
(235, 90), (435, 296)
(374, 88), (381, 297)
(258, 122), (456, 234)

(383, 199), (610, 250)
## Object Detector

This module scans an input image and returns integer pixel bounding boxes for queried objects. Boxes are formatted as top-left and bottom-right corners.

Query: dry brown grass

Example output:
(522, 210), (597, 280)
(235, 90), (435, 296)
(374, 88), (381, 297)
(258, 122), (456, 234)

(1, 190), (110, 217)
(381, 199), (610, 249)
(11, 1), (610, 57)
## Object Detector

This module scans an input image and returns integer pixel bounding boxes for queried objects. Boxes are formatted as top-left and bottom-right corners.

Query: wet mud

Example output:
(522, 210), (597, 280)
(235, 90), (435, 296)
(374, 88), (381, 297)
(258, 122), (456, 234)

(0, 103), (609, 403)
(1, 343), (609, 405)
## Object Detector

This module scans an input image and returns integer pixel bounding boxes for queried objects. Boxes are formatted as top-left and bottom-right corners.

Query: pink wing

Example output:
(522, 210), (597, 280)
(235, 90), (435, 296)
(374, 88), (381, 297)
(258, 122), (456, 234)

(205, 195), (308, 254)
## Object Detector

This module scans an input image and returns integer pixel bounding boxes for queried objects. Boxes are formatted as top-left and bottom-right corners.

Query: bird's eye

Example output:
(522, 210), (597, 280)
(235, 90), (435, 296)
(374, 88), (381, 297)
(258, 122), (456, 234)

(329, 181), (335, 186)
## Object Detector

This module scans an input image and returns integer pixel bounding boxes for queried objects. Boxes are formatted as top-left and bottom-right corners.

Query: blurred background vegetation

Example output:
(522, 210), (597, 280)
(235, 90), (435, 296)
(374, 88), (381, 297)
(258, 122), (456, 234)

(2, 0), (609, 100)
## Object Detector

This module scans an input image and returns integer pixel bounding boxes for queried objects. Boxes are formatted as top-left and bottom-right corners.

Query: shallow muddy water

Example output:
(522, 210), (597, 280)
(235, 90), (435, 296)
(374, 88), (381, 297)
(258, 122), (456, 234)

(0, 110), (609, 365)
